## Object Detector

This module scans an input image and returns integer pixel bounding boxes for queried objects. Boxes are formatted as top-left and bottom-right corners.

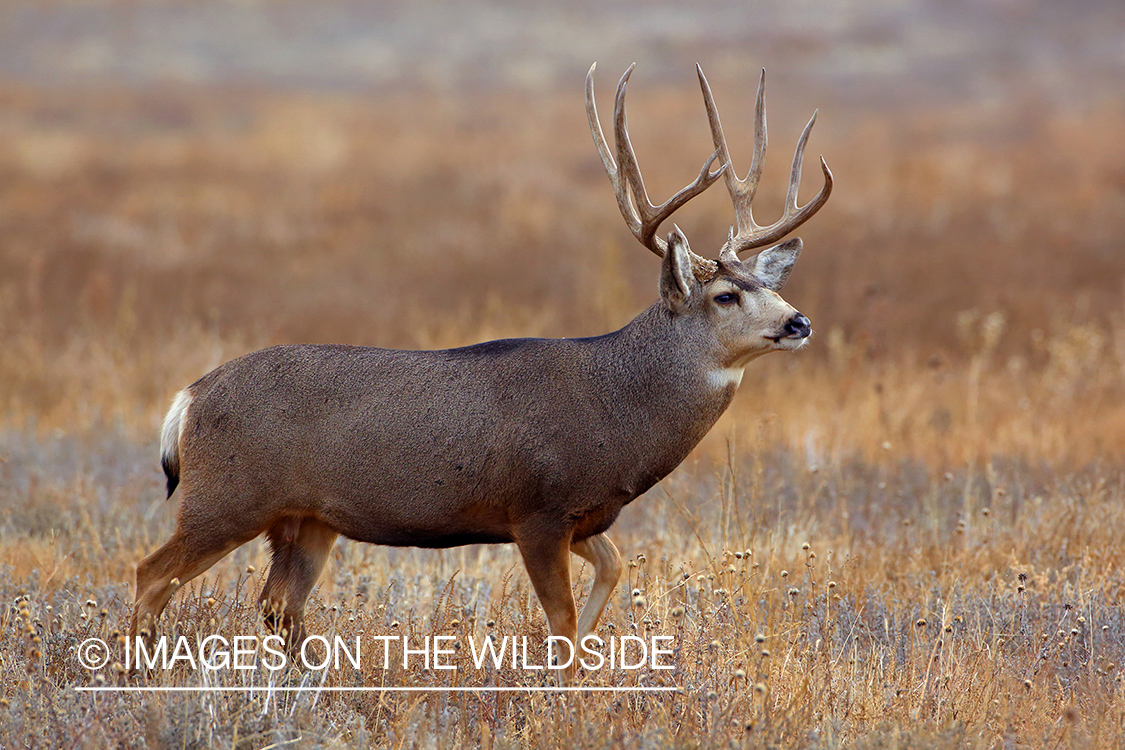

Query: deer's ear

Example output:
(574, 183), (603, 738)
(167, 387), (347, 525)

(660, 227), (697, 311)
(750, 238), (802, 291)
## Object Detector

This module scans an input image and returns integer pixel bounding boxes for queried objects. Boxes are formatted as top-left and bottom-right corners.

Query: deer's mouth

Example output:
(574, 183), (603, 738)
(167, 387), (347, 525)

(767, 330), (811, 350)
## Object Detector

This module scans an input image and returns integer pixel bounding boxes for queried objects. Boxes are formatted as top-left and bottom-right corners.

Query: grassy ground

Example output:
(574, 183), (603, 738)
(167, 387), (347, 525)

(2, 64), (1125, 747)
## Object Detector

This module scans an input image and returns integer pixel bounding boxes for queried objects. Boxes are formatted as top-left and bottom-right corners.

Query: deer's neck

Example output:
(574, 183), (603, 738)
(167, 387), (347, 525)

(601, 302), (737, 397)
(583, 303), (739, 467)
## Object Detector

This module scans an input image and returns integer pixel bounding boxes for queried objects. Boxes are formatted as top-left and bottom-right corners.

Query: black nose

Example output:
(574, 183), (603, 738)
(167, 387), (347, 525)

(784, 314), (811, 338)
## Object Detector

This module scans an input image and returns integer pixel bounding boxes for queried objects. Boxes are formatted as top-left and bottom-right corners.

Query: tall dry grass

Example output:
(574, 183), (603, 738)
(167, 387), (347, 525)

(2, 77), (1125, 747)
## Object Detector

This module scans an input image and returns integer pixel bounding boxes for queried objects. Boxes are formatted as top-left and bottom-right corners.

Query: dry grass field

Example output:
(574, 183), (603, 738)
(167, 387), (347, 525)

(3, 2), (1125, 747)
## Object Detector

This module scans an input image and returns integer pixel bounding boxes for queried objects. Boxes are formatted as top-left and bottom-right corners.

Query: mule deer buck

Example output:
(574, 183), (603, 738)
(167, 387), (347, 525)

(132, 63), (832, 679)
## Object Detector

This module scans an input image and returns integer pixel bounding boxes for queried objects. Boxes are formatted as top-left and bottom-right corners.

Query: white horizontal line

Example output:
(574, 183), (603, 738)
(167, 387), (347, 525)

(76, 686), (677, 693)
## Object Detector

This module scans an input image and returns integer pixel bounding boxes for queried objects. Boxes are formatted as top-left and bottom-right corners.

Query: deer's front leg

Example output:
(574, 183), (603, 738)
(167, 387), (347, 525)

(516, 528), (577, 681)
(571, 533), (622, 641)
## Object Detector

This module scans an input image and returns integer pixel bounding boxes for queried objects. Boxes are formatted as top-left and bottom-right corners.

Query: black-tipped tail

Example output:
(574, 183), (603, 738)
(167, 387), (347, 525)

(160, 388), (191, 499)
(162, 454), (180, 498)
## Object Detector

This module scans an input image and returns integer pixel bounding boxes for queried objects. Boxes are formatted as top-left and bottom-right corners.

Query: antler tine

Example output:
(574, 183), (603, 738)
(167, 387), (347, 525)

(698, 66), (767, 241)
(586, 63), (726, 265)
(585, 64), (618, 191)
(610, 64), (655, 253)
(781, 112), (834, 234)
(586, 63), (642, 246)
(697, 65), (834, 258)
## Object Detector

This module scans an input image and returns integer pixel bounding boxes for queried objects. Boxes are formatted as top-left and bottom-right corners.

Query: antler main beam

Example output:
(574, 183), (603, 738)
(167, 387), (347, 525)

(586, 63), (725, 275)
(696, 65), (833, 259)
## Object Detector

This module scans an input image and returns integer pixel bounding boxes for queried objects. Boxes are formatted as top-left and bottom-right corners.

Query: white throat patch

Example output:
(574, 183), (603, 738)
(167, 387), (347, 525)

(707, 367), (745, 391)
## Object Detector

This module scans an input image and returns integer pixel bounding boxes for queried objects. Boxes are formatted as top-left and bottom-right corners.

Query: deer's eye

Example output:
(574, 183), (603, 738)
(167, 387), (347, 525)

(714, 292), (738, 305)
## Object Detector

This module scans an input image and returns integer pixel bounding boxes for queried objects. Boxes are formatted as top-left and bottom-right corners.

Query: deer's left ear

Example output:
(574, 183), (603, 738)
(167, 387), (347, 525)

(660, 226), (698, 311)
(750, 238), (802, 291)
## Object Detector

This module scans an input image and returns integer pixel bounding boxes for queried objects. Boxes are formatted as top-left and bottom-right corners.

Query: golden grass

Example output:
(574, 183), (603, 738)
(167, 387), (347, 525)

(2, 80), (1125, 747)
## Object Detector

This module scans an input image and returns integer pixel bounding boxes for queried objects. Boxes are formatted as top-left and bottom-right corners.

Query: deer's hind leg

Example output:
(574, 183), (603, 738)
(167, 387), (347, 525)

(259, 517), (338, 650)
(132, 493), (267, 639)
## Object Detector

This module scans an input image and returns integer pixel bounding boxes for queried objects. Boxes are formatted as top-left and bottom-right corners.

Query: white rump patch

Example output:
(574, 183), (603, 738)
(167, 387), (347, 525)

(707, 367), (745, 391)
(161, 389), (193, 466)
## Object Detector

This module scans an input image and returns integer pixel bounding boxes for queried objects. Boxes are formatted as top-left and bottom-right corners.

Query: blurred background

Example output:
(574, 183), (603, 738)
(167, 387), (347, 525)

(1, 0), (1124, 461)
(4, 5), (1125, 744)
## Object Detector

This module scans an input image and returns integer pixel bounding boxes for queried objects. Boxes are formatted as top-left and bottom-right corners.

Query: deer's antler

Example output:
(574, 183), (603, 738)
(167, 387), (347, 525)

(586, 63), (725, 279)
(696, 65), (833, 262)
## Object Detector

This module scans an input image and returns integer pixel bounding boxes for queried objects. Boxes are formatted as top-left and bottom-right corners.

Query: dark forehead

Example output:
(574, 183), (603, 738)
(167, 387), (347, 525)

(714, 260), (763, 291)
